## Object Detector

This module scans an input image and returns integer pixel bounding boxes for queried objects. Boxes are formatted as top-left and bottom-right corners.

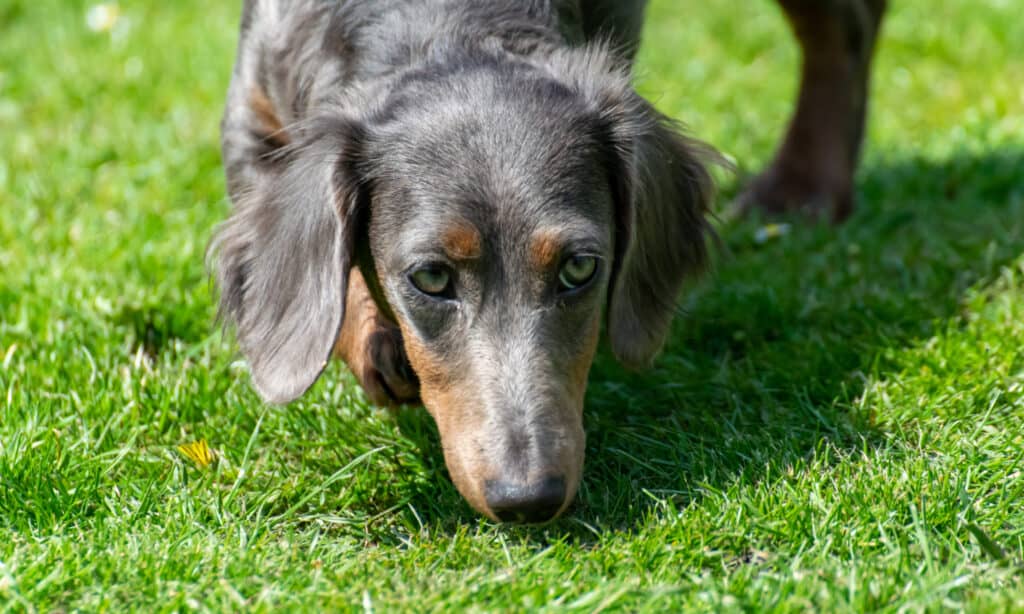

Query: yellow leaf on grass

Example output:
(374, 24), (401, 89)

(177, 439), (216, 469)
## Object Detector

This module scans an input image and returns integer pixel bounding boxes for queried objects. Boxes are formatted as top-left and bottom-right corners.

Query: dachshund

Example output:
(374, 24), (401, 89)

(211, 0), (886, 523)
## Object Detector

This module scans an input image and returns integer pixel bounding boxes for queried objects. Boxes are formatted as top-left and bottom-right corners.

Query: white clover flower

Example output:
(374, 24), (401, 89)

(754, 223), (792, 244)
(86, 3), (121, 33)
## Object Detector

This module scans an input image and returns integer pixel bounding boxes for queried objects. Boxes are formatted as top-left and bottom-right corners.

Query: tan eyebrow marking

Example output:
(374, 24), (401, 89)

(440, 221), (483, 261)
(529, 229), (563, 271)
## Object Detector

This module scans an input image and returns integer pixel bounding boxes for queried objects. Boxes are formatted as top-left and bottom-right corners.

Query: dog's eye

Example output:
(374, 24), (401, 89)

(558, 255), (598, 291)
(409, 265), (453, 298)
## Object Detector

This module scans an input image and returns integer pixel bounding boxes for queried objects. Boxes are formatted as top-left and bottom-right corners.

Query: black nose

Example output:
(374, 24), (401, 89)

(484, 476), (567, 523)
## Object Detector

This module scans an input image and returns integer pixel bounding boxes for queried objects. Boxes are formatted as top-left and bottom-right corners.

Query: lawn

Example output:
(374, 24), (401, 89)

(2, 0), (1023, 611)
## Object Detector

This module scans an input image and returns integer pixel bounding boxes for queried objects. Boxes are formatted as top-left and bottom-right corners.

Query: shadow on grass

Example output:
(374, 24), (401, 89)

(384, 147), (1024, 539)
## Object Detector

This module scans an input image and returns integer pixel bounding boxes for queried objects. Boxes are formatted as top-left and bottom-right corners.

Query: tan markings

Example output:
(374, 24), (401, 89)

(334, 268), (417, 405)
(397, 324), (495, 518)
(529, 229), (563, 271)
(567, 312), (602, 410)
(249, 86), (289, 148)
(557, 311), (602, 518)
(396, 311), (601, 521)
(440, 221), (482, 261)
(393, 297), (601, 522)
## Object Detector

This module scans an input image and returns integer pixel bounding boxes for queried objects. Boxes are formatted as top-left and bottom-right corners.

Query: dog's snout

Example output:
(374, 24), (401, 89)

(484, 476), (566, 523)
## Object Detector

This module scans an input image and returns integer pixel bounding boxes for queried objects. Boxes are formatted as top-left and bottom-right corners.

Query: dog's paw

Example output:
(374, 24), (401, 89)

(731, 163), (853, 224)
(339, 319), (420, 407)
(361, 325), (420, 406)
(335, 270), (421, 406)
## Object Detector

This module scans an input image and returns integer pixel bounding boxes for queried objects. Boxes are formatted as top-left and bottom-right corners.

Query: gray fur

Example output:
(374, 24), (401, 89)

(211, 0), (714, 403)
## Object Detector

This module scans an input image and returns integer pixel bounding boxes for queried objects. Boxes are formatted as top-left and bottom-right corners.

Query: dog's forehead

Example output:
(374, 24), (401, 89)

(369, 72), (613, 255)
(375, 71), (606, 191)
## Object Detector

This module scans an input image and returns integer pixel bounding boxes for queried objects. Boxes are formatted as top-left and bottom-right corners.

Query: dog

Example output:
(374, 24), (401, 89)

(211, 0), (886, 523)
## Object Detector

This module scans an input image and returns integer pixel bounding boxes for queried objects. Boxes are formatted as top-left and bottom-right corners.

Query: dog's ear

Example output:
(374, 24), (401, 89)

(212, 118), (369, 403)
(600, 96), (716, 368)
(548, 48), (717, 367)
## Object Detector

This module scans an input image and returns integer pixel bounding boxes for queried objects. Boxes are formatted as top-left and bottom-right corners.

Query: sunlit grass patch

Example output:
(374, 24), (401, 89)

(1, 0), (1022, 610)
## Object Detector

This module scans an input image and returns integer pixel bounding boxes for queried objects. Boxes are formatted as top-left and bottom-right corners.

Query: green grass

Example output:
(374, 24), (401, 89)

(2, 0), (1023, 610)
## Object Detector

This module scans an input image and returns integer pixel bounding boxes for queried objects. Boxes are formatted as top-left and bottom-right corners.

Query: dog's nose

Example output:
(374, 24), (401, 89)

(484, 476), (567, 523)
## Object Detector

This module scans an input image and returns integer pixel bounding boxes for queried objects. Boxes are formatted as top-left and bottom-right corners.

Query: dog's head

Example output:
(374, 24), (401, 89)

(214, 47), (714, 522)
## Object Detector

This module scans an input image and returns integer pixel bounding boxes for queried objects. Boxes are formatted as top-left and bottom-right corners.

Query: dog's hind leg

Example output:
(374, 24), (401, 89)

(736, 0), (887, 222)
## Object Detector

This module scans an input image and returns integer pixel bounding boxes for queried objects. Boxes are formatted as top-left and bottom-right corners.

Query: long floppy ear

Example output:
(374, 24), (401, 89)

(211, 118), (368, 403)
(601, 96), (717, 368)
(545, 46), (717, 367)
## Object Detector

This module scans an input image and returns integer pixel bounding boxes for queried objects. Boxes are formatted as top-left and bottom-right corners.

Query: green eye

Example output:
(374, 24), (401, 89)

(410, 266), (452, 297)
(558, 255), (598, 291)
